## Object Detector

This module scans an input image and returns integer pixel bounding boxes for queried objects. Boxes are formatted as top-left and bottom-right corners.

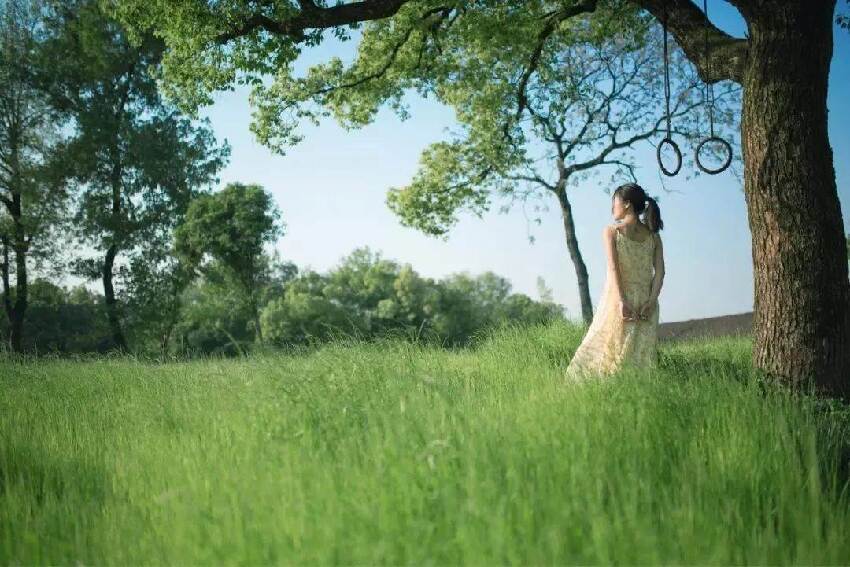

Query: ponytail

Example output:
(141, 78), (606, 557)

(643, 196), (663, 233)
(613, 182), (663, 232)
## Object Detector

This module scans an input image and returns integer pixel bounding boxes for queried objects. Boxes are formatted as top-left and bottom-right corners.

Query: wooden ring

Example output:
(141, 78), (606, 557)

(695, 136), (733, 175)
(656, 137), (682, 177)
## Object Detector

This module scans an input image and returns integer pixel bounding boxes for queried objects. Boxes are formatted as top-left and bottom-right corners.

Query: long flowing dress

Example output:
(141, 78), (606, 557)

(565, 224), (660, 380)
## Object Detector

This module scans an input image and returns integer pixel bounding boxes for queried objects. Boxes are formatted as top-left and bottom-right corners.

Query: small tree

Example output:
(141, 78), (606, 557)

(0, 0), (70, 353)
(174, 251), (297, 356)
(123, 245), (194, 357)
(260, 246), (564, 347)
(40, 0), (229, 351)
(175, 182), (284, 345)
(371, 22), (738, 324)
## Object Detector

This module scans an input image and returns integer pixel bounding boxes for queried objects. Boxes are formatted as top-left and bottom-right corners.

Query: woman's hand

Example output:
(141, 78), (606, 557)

(619, 298), (636, 321)
(635, 297), (657, 321)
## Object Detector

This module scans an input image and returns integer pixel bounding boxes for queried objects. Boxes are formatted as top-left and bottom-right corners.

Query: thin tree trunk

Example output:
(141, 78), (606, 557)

(742, 3), (850, 398)
(555, 185), (593, 324)
(102, 157), (127, 352)
(1, 234), (11, 326)
(160, 324), (172, 358)
(9, 232), (26, 353)
(2, 125), (28, 353)
(103, 242), (127, 351)
(5, 191), (28, 354)
(250, 292), (264, 345)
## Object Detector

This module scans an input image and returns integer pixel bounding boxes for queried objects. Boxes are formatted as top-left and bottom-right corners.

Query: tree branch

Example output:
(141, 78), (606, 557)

(308, 6), (452, 97)
(635, 0), (748, 83)
(513, 0), (599, 123)
(506, 173), (556, 192)
(599, 159), (638, 182)
(215, 0), (412, 44)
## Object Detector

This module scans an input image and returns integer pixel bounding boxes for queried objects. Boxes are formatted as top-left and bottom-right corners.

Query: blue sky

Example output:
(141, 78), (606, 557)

(197, 4), (850, 324)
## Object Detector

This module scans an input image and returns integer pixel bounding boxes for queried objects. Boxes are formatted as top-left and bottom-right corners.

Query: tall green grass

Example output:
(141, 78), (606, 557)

(1, 320), (849, 564)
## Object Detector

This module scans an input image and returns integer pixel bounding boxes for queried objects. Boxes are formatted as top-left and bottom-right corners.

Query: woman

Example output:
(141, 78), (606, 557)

(565, 182), (665, 380)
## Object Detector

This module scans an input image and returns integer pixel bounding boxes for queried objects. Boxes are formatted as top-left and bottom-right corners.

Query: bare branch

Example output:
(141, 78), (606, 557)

(506, 173), (556, 192)
(599, 159), (639, 182)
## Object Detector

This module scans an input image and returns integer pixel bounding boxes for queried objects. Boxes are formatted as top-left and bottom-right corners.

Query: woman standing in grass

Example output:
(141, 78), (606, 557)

(565, 182), (665, 380)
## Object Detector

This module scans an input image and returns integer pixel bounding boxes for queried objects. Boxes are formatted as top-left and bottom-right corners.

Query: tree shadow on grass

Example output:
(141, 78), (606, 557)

(657, 348), (753, 384)
(0, 440), (111, 506)
(810, 397), (850, 494)
(659, 345), (850, 496)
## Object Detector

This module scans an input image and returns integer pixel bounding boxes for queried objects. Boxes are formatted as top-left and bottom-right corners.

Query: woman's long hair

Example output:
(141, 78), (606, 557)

(613, 182), (664, 233)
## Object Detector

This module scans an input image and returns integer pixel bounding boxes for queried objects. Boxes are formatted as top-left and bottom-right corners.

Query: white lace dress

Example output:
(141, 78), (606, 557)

(565, 225), (660, 380)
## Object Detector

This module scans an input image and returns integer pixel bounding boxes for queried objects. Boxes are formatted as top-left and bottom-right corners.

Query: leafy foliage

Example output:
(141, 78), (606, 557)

(249, 4), (739, 235)
(31, 0), (230, 350)
(175, 182), (284, 343)
(260, 246), (564, 347)
(0, 279), (113, 353)
(175, 182), (284, 291)
(174, 251), (297, 356)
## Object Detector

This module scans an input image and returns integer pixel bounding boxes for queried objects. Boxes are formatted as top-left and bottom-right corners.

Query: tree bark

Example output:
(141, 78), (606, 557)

(102, 154), (128, 352)
(555, 186), (593, 324)
(249, 280), (264, 345)
(103, 242), (127, 352)
(9, 226), (27, 354)
(3, 193), (28, 354)
(1, 235), (11, 342)
(741, 3), (850, 398)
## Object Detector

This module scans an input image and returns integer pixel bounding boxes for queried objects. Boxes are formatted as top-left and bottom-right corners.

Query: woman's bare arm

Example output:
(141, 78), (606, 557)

(603, 225), (626, 303)
(648, 232), (665, 302)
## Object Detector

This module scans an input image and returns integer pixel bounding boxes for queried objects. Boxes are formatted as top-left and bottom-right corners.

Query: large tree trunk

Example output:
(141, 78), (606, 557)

(555, 186), (593, 324)
(742, 3), (850, 398)
(102, 243), (127, 352)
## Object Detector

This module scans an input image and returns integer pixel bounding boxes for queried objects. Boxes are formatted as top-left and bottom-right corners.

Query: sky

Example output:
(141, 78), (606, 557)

(194, 3), (850, 325)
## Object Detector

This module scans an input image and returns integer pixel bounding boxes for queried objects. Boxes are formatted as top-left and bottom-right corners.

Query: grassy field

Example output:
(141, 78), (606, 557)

(2, 320), (849, 565)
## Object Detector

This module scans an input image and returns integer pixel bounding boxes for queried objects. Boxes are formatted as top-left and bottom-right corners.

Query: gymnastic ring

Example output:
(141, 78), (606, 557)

(656, 136), (682, 177)
(695, 136), (733, 175)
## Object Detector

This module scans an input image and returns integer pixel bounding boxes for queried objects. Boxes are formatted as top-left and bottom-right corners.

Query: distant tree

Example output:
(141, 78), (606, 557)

(260, 270), (365, 347)
(38, 0), (229, 352)
(122, 245), (194, 357)
(260, 246), (564, 348)
(0, 0), (71, 352)
(0, 278), (112, 353)
(430, 271), (561, 344)
(536, 276), (555, 305)
(175, 261), (257, 356)
(261, 248), (427, 345)
(175, 252), (297, 356)
(175, 182), (284, 345)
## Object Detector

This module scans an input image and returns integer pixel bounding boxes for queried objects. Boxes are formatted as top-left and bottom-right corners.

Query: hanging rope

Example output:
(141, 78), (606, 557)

(694, 0), (732, 174)
(656, 5), (681, 177)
